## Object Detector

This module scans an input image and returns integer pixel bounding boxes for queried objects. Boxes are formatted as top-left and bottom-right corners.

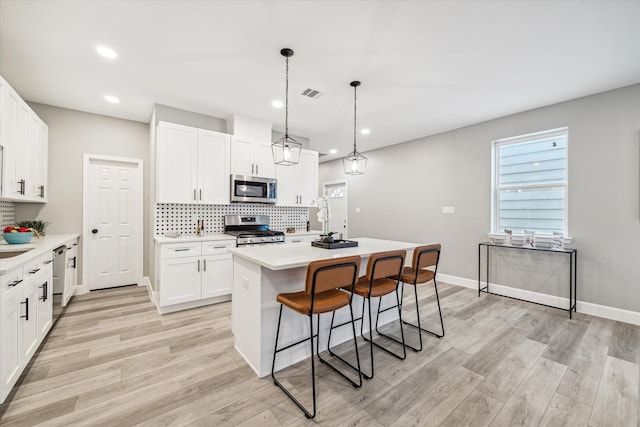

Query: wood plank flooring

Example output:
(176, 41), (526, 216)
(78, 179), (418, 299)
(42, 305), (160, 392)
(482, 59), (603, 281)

(1, 283), (639, 426)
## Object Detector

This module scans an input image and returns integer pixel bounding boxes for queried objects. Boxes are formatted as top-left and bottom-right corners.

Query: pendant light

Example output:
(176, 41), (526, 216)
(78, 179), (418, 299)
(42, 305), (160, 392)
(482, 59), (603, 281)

(343, 80), (367, 175)
(272, 48), (302, 166)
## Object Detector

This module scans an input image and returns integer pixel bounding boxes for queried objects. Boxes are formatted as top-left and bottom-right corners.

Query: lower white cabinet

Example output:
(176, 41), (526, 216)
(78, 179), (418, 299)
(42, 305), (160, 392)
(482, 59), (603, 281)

(284, 233), (322, 244)
(0, 257), (53, 403)
(157, 239), (235, 311)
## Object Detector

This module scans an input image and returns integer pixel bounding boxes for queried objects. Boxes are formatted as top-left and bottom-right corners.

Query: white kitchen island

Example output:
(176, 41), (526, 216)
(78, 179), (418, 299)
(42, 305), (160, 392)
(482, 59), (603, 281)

(228, 237), (419, 377)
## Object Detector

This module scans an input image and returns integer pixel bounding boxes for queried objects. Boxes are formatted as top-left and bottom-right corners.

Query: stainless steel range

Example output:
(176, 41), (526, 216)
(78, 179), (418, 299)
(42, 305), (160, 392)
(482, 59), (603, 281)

(224, 215), (285, 246)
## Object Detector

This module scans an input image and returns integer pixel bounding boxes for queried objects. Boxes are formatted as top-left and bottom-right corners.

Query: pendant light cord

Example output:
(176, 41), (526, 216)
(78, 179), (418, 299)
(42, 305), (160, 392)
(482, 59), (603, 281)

(353, 84), (357, 153)
(285, 56), (289, 138)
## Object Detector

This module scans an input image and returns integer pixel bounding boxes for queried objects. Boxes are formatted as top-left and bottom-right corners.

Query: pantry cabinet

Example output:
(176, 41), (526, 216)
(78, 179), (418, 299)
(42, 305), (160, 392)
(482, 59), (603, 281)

(0, 75), (48, 202)
(276, 149), (318, 206)
(157, 121), (230, 204)
(230, 136), (276, 178)
(156, 239), (235, 312)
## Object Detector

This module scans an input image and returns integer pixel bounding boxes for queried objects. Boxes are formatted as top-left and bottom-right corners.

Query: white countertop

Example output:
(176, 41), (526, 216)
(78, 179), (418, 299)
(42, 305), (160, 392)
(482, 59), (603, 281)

(154, 233), (236, 244)
(0, 234), (80, 274)
(228, 237), (420, 270)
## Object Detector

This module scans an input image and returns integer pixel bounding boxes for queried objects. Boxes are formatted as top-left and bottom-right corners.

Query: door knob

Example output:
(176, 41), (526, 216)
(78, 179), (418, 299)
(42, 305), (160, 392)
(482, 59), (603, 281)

(91, 229), (98, 234)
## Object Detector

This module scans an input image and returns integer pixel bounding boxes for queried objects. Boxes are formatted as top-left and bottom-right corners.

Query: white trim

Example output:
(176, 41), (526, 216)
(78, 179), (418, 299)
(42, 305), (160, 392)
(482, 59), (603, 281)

(82, 154), (144, 292)
(437, 273), (640, 326)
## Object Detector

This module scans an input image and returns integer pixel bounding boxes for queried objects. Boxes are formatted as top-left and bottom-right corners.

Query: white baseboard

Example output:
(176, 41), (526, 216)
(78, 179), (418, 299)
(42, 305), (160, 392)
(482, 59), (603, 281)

(437, 273), (640, 326)
(75, 282), (88, 295)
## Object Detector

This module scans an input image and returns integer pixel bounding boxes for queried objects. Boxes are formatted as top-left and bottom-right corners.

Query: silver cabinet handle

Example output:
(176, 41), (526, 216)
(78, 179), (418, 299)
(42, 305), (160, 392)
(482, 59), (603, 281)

(213, 246), (225, 249)
(204, 259), (207, 271)
(251, 164), (254, 174)
(197, 259), (200, 272)
(199, 189), (202, 201)
(193, 189), (196, 201)
(256, 164), (259, 175)
(174, 248), (190, 252)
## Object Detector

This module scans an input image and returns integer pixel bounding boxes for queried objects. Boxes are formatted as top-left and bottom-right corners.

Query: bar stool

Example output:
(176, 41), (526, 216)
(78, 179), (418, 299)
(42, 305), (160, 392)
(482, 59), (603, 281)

(271, 255), (362, 419)
(332, 250), (407, 380)
(399, 244), (443, 351)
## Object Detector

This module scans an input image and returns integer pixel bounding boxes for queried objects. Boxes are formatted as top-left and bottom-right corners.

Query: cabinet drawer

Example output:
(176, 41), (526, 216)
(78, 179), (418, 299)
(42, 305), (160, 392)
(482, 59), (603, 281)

(0, 267), (24, 307)
(201, 240), (235, 256)
(22, 252), (53, 280)
(160, 242), (202, 259)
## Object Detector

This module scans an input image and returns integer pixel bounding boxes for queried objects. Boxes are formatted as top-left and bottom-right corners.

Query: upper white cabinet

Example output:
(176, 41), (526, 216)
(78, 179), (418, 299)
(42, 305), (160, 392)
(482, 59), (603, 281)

(276, 149), (318, 206)
(230, 136), (276, 179)
(157, 121), (230, 204)
(0, 75), (48, 203)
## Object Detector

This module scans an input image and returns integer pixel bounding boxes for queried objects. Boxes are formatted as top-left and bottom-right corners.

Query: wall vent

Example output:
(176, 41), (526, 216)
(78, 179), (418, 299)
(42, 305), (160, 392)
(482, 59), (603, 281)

(301, 88), (322, 99)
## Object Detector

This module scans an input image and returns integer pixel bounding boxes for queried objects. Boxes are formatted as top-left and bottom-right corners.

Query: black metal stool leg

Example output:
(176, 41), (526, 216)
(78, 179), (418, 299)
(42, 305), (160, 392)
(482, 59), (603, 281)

(402, 279), (445, 339)
(271, 306), (317, 418)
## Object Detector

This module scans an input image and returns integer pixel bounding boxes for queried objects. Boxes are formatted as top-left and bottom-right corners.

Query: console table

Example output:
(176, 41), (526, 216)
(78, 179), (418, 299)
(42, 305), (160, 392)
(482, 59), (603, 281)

(477, 242), (577, 318)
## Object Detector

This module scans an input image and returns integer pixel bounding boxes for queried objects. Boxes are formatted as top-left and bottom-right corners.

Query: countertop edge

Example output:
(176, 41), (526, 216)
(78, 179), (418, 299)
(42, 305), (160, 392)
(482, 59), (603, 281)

(0, 234), (81, 275)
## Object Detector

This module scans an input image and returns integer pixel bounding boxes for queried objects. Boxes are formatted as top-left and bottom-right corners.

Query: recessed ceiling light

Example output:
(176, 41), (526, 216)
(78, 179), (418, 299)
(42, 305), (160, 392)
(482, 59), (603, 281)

(104, 95), (120, 104)
(329, 149), (337, 154)
(96, 45), (117, 59)
(360, 128), (371, 135)
(272, 100), (284, 108)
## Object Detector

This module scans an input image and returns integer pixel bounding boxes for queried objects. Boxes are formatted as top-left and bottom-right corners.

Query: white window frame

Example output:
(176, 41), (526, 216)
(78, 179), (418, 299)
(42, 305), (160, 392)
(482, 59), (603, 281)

(491, 127), (569, 238)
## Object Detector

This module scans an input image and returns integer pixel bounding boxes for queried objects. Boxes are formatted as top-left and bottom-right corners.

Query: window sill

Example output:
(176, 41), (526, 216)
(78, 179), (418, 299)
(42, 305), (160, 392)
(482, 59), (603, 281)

(488, 233), (573, 245)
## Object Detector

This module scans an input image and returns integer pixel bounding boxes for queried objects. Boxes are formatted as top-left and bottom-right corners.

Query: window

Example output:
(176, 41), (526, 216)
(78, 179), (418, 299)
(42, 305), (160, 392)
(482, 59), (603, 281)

(492, 128), (568, 236)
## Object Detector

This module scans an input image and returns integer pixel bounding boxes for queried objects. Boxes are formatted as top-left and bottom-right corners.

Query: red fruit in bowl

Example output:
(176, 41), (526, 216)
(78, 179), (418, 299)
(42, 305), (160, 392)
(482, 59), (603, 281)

(3, 226), (14, 233)
(19, 227), (27, 232)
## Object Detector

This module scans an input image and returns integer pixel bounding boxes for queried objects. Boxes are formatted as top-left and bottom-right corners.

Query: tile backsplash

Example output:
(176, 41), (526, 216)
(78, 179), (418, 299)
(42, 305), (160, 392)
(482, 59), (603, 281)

(155, 203), (309, 236)
(0, 201), (15, 235)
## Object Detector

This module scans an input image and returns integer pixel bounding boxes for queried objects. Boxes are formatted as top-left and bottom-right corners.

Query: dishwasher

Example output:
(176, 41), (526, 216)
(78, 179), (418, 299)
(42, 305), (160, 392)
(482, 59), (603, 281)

(52, 243), (76, 324)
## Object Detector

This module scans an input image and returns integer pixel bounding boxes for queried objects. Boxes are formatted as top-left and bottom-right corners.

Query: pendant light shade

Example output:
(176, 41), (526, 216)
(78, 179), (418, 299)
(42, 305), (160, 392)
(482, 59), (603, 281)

(272, 48), (302, 166)
(343, 81), (367, 175)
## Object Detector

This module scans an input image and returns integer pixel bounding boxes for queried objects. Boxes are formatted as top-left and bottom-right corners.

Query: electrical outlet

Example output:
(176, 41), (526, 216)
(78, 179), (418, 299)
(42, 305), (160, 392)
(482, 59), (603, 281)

(355, 208), (361, 214)
(442, 206), (456, 215)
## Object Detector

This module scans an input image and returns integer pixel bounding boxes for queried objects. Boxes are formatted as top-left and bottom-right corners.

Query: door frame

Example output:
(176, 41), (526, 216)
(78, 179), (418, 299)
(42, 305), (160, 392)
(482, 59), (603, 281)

(82, 153), (144, 294)
(322, 180), (348, 238)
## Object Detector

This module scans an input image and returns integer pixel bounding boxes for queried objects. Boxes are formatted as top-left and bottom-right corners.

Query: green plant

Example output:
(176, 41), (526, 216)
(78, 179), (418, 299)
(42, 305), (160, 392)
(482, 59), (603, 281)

(17, 220), (50, 234)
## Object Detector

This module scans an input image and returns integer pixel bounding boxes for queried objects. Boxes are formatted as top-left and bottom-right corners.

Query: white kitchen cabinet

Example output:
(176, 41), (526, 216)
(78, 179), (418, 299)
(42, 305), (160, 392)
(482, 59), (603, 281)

(157, 122), (230, 204)
(276, 149), (318, 206)
(231, 136), (276, 178)
(0, 75), (48, 203)
(28, 118), (48, 201)
(201, 241), (233, 299)
(0, 291), (21, 402)
(160, 256), (202, 305)
(36, 270), (53, 337)
(284, 232), (322, 244)
(157, 239), (235, 312)
(20, 274), (39, 363)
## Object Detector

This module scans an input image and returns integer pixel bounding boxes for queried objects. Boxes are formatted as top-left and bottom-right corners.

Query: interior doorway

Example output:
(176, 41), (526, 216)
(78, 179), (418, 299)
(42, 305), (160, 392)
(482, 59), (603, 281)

(83, 154), (143, 291)
(322, 180), (348, 238)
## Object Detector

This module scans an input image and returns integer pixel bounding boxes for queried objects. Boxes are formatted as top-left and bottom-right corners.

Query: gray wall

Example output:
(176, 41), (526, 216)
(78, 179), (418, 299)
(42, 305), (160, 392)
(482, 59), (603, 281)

(15, 103), (150, 284)
(319, 84), (640, 313)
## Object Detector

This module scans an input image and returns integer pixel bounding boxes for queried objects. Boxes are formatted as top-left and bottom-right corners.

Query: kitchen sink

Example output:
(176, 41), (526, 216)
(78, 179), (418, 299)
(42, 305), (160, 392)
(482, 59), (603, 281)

(0, 249), (33, 259)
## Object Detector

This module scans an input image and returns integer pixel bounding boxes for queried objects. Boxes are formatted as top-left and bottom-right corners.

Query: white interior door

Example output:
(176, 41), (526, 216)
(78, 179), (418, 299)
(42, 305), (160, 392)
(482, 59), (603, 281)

(323, 181), (348, 238)
(85, 155), (142, 290)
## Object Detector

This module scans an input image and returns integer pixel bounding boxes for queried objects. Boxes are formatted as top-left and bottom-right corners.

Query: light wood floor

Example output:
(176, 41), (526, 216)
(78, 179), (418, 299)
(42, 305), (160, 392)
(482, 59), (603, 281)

(1, 283), (639, 426)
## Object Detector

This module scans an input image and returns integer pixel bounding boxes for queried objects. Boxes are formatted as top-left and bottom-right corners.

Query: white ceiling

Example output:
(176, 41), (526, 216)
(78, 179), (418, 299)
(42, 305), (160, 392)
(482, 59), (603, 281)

(1, 1), (639, 161)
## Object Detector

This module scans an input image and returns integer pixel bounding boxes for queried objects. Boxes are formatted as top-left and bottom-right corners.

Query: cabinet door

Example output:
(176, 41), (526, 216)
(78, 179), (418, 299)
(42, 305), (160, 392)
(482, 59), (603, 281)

(1, 86), (20, 198)
(230, 136), (254, 176)
(13, 101), (30, 200)
(63, 245), (77, 307)
(0, 297), (21, 401)
(201, 253), (232, 299)
(157, 122), (198, 203)
(275, 161), (300, 206)
(20, 280), (39, 362)
(30, 120), (48, 201)
(198, 130), (230, 204)
(160, 257), (201, 306)
(36, 273), (53, 337)
(25, 114), (40, 200)
(253, 141), (276, 178)
(298, 150), (318, 206)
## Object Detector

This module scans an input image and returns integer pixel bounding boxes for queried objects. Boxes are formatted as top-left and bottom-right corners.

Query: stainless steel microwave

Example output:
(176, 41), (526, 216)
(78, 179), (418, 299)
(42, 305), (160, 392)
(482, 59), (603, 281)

(230, 175), (277, 204)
